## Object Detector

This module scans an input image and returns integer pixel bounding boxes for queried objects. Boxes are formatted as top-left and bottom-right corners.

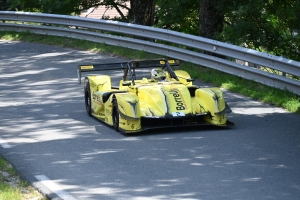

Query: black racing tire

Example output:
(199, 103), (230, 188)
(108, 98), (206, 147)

(112, 100), (120, 131)
(85, 81), (92, 116)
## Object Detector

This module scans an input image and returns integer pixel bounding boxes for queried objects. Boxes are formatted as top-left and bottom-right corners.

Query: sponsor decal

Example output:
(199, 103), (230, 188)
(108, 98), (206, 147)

(92, 93), (101, 103)
(81, 65), (94, 69)
(169, 89), (186, 110)
(93, 111), (105, 117)
(159, 60), (175, 65)
(93, 93), (104, 107)
(219, 114), (225, 123)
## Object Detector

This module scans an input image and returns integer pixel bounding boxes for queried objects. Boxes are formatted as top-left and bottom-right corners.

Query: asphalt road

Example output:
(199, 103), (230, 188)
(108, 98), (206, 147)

(0, 40), (300, 200)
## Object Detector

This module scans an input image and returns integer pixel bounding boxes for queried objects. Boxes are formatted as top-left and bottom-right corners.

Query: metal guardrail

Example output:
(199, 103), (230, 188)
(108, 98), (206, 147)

(1, 11), (300, 95)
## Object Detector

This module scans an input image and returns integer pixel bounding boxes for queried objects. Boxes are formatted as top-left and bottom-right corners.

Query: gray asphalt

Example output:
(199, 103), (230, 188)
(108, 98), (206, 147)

(0, 40), (300, 200)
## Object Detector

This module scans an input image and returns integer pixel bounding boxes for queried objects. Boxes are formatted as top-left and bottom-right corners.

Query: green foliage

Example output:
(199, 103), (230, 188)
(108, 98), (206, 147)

(7, 0), (80, 13)
(0, 183), (23, 200)
(6, 0), (119, 14)
(0, 0), (11, 10)
(155, 0), (199, 35)
(217, 0), (300, 61)
(4, 0), (300, 61)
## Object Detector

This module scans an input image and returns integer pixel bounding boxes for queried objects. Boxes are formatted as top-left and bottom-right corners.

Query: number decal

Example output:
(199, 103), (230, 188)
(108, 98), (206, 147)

(218, 114), (225, 123)
(172, 112), (185, 117)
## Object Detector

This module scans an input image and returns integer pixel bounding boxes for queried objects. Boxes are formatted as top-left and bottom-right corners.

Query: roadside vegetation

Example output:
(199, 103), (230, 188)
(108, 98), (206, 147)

(0, 30), (299, 114)
(0, 155), (47, 200)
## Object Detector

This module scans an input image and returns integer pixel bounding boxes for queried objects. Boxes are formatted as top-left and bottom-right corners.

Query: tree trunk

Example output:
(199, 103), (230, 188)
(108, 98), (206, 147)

(130, 0), (156, 26)
(199, 0), (224, 39)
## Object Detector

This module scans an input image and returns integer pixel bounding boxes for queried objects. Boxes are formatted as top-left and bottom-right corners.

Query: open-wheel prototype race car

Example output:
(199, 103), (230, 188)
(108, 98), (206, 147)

(77, 59), (233, 133)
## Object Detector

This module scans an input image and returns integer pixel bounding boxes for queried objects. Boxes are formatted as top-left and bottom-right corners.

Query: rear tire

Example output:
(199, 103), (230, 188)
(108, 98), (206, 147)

(85, 81), (92, 116)
(112, 100), (119, 131)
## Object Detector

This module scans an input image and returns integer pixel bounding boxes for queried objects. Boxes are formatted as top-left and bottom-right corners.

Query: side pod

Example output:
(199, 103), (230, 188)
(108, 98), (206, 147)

(195, 88), (229, 126)
(114, 93), (142, 132)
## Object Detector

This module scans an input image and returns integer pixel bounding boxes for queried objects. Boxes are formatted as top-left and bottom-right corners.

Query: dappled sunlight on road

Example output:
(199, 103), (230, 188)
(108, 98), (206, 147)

(232, 107), (287, 115)
(0, 40), (126, 146)
(224, 91), (289, 115)
(0, 68), (57, 78)
(1, 40), (300, 200)
(231, 99), (288, 116)
(70, 178), (199, 200)
(95, 137), (142, 142)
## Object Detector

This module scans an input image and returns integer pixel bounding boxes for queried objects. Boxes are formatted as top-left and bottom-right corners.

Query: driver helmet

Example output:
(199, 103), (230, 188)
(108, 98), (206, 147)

(151, 68), (166, 81)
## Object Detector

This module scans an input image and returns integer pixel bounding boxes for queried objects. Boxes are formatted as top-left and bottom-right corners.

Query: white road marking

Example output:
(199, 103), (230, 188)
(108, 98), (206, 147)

(35, 175), (77, 200)
(0, 137), (12, 148)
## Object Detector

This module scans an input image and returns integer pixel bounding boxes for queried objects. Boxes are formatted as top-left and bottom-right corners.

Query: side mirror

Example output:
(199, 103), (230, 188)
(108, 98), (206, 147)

(186, 78), (194, 82)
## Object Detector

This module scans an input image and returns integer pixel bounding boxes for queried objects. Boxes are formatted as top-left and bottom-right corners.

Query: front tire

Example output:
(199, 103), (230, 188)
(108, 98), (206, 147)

(85, 81), (92, 116)
(112, 100), (119, 131)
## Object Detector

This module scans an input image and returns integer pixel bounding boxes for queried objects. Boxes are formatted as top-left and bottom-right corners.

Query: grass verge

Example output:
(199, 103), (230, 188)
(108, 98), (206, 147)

(0, 155), (47, 200)
(0, 30), (299, 115)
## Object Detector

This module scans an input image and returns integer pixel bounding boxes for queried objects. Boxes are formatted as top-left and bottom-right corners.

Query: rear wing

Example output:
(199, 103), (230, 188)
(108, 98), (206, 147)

(77, 62), (127, 84)
(128, 59), (179, 69)
(77, 59), (180, 84)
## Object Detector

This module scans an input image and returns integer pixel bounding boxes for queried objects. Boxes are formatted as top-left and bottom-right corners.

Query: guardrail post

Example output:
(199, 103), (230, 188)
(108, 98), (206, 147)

(280, 56), (287, 77)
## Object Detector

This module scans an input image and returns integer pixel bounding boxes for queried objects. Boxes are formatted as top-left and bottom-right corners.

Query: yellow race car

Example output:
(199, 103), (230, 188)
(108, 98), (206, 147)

(77, 59), (233, 133)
